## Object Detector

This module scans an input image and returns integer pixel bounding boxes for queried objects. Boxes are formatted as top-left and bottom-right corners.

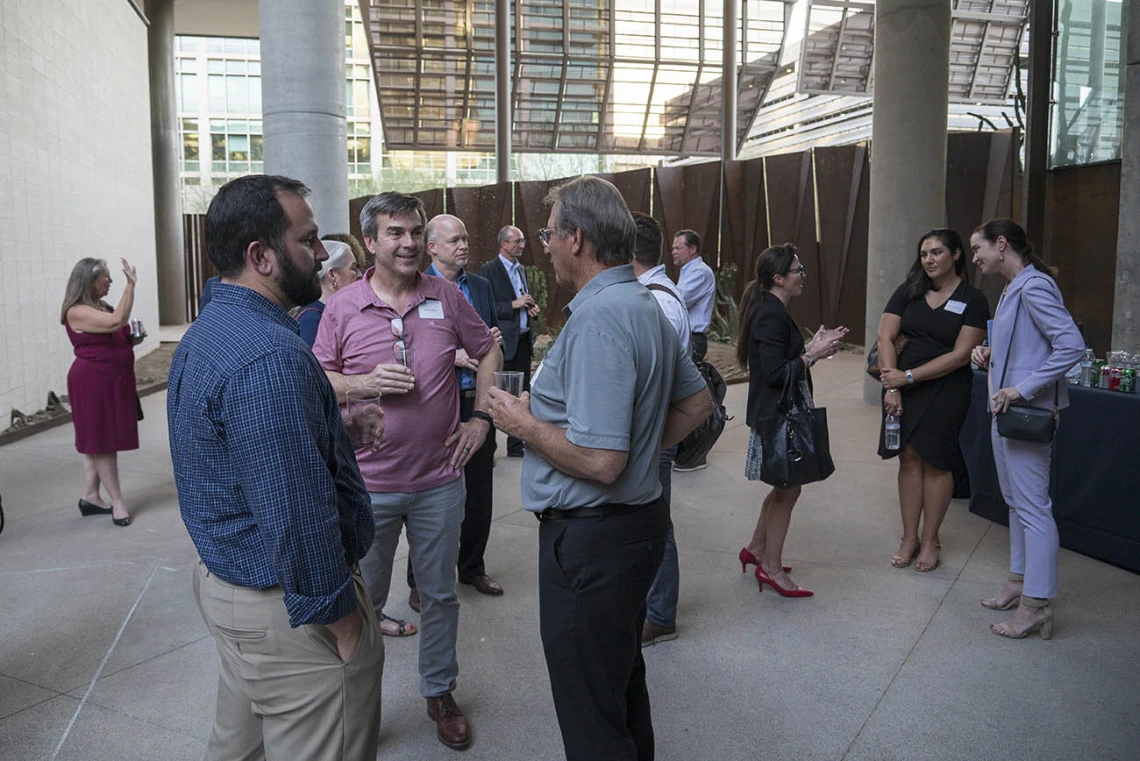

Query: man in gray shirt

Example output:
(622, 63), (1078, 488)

(487, 177), (711, 761)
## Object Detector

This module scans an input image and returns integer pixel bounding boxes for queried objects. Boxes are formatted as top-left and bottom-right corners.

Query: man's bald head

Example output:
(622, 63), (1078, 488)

(498, 225), (526, 262)
(426, 214), (470, 280)
(426, 214), (464, 245)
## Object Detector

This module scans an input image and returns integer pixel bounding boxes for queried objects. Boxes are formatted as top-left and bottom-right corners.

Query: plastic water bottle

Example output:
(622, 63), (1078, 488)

(885, 414), (901, 451)
(1078, 348), (1096, 387)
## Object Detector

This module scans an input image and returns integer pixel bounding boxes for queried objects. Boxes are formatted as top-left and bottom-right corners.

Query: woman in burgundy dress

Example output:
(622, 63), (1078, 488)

(60, 258), (143, 526)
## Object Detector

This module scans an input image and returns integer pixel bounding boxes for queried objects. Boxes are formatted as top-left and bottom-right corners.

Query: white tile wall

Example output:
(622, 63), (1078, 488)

(0, 0), (160, 419)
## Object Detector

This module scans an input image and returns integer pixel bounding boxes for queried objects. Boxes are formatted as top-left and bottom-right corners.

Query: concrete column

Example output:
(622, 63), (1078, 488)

(146, 0), (187, 325)
(259, 0), (348, 233)
(721, 0), (738, 162)
(1023, 0), (1054, 247)
(863, 0), (951, 403)
(495, 0), (511, 183)
(1113, 0), (1139, 353)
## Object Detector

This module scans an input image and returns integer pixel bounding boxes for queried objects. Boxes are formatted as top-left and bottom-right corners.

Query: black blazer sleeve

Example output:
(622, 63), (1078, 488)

(746, 295), (808, 428)
(477, 259), (517, 321)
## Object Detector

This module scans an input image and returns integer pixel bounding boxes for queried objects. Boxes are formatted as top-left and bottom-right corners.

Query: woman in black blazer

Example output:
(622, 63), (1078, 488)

(736, 244), (847, 597)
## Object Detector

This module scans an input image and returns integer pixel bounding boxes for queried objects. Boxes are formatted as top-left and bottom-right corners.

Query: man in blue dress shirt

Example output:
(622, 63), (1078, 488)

(167, 175), (384, 761)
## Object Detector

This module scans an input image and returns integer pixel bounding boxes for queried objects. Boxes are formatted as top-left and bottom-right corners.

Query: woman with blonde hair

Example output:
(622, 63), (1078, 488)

(61, 257), (143, 527)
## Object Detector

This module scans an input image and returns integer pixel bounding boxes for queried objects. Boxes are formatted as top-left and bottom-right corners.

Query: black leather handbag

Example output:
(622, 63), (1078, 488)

(994, 281), (1058, 444)
(757, 366), (836, 488)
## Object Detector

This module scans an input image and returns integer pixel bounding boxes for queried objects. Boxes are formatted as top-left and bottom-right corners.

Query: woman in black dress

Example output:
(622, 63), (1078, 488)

(875, 229), (989, 572)
(737, 244), (847, 597)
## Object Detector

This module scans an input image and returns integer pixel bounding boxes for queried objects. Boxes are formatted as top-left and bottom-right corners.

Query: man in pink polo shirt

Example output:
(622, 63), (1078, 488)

(313, 192), (500, 751)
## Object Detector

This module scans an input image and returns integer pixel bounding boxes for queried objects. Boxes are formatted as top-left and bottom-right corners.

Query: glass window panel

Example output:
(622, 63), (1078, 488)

(1050, 0), (1125, 166)
(228, 120), (248, 133)
(249, 61), (261, 75)
(210, 119), (226, 133)
(227, 77), (249, 112)
(207, 38), (225, 54)
(183, 129), (199, 161)
(226, 60), (247, 75)
(208, 75), (226, 112)
(228, 134), (249, 161)
(207, 59), (225, 74)
(250, 77), (262, 112)
(251, 134), (264, 161)
(225, 38), (248, 55)
(180, 74), (198, 112)
(251, 120), (262, 133)
(211, 134), (226, 160)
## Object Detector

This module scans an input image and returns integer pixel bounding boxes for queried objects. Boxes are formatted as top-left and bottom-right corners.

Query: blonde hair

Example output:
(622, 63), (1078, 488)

(60, 258), (109, 324)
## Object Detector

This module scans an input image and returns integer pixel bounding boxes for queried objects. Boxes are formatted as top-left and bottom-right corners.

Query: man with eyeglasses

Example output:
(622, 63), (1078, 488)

(478, 225), (540, 458)
(313, 193), (502, 751)
(487, 177), (713, 761)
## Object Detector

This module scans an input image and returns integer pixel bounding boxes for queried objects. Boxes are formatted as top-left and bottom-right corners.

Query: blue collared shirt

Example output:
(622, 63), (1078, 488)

(426, 262), (477, 391)
(677, 257), (716, 333)
(498, 253), (529, 334)
(167, 283), (374, 627)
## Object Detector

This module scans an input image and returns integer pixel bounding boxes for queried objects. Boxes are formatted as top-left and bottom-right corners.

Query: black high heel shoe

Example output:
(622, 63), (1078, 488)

(112, 514), (132, 527)
(78, 499), (113, 517)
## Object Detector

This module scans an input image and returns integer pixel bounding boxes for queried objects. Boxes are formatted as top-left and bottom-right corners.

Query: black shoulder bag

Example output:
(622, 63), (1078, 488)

(995, 279), (1058, 444)
(757, 364), (835, 488)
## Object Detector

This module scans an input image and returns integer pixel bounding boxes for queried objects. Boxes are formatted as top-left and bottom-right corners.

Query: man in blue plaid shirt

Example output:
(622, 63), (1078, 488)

(168, 175), (384, 761)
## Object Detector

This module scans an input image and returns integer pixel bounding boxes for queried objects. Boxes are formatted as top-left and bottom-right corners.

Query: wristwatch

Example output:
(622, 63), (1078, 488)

(470, 410), (493, 425)
(905, 370), (915, 384)
(804, 352), (818, 369)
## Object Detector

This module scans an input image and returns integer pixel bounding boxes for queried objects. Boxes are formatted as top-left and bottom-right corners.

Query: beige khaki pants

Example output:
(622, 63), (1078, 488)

(193, 561), (384, 761)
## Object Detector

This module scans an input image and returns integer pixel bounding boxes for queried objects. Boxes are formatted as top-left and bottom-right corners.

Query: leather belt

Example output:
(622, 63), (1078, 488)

(537, 500), (657, 522)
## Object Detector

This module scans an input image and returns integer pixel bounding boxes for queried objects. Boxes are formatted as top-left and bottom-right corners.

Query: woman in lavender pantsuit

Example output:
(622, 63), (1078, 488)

(969, 219), (1084, 640)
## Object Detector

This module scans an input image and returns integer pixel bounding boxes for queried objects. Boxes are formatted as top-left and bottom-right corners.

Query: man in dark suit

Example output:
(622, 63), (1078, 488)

(478, 225), (540, 457)
(408, 214), (506, 600)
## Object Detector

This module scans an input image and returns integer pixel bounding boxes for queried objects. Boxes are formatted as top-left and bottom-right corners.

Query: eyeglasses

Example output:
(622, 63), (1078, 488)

(391, 317), (410, 365)
(786, 265), (806, 276)
(537, 228), (554, 248)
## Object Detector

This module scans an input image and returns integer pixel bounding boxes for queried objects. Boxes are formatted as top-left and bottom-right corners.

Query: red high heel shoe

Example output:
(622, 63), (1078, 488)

(755, 566), (813, 598)
(738, 548), (791, 574)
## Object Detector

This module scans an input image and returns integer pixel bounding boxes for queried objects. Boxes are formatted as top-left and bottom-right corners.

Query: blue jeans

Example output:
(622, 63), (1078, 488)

(646, 446), (678, 628)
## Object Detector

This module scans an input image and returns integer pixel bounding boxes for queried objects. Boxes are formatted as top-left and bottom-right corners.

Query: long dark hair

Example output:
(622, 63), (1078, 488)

(736, 243), (798, 369)
(903, 228), (967, 299)
(60, 258), (108, 324)
(973, 218), (1058, 281)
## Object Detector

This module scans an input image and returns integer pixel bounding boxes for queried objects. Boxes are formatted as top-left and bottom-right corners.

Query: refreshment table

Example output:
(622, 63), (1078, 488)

(960, 370), (1140, 574)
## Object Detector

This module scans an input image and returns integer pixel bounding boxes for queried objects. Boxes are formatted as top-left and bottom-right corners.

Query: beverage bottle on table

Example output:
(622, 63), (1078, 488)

(885, 414), (901, 451)
(1079, 348), (1096, 387)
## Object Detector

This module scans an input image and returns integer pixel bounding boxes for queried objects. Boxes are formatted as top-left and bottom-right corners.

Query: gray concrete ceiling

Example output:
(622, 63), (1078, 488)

(172, 0), (259, 38)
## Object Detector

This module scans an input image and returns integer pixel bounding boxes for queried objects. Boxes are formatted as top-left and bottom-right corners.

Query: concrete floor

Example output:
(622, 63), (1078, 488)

(1, 352), (1138, 761)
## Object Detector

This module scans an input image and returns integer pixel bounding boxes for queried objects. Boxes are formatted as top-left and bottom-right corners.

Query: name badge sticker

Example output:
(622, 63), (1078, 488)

(944, 299), (967, 315)
(417, 299), (445, 320)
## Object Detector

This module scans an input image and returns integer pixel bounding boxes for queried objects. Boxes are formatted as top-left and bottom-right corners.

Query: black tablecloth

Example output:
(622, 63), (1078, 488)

(960, 371), (1140, 574)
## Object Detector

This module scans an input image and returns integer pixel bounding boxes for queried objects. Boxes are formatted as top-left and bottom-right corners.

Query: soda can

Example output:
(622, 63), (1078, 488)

(1090, 360), (1105, 387)
(1121, 368), (1136, 394)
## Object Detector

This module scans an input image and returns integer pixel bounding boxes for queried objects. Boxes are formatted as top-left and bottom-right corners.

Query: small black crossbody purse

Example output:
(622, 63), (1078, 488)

(995, 280), (1058, 444)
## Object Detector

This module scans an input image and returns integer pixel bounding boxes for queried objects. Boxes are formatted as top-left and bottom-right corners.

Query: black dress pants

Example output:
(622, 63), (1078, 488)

(408, 394), (495, 588)
(538, 499), (669, 761)
(691, 331), (708, 363)
(503, 332), (532, 455)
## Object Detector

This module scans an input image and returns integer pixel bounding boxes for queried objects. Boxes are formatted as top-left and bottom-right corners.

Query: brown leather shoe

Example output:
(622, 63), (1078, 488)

(426, 693), (471, 750)
(409, 588), (421, 613)
(641, 620), (678, 647)
(461, 574), (504, 596)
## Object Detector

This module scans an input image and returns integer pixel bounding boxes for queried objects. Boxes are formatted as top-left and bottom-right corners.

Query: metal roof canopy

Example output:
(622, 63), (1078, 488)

(358, 0), (792, 155)
(798, 0), (1029, 103)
